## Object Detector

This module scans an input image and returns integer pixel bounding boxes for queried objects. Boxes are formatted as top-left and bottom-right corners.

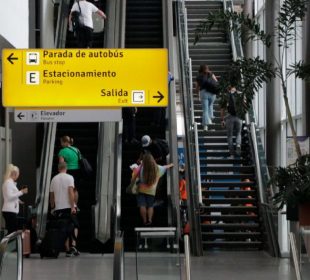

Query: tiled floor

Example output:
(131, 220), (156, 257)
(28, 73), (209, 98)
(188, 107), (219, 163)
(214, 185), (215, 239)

(23, 251), (300, 280)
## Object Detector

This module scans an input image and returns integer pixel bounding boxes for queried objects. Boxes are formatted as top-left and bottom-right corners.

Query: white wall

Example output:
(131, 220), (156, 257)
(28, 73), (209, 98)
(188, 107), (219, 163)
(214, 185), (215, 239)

(0, 0), (29, 48)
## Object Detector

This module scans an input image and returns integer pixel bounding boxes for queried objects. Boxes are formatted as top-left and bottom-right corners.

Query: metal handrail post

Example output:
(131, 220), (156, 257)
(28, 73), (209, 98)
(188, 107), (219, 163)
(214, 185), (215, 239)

(194, 123), (202, 204)
(184, 234), (191, 280)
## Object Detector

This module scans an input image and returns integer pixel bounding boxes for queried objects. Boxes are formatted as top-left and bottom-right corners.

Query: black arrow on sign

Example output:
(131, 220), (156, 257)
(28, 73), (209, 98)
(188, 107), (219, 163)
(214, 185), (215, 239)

(153, 91), (164, 103)
(7, 53), (18, 64)
(17, 112), (25, 120)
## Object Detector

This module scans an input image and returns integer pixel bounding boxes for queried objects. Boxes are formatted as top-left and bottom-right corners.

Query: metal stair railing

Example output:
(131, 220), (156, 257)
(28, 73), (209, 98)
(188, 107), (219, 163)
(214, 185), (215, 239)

(175, 0), (203, 256)
(0, 231), (23, 280)
(224, 0), (280, 257)
(163, 0), (182, 243)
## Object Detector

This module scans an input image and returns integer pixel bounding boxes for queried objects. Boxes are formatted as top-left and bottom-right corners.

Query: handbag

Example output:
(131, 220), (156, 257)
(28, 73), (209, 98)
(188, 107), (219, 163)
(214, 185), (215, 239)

(71, 1), (83, 35)
(126, 178), (139, 195)
(202, 75), (220, 95)
(68, 147), (93, 177)
(126, 167), (141, 195)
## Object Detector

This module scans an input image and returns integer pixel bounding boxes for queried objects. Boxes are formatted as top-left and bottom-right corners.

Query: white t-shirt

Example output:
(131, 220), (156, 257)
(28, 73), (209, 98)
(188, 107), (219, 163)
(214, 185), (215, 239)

(71, 1), (99, 29)
(50, 173), (75, 211)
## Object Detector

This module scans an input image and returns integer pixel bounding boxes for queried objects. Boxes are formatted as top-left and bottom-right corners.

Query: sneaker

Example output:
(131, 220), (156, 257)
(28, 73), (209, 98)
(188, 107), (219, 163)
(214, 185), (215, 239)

(66, 249), (74, 257)
(203, 126), (208, 131)
(236, 146), (241, 156)
(66, 247), (79, 257)
(71, 246), (80, 256)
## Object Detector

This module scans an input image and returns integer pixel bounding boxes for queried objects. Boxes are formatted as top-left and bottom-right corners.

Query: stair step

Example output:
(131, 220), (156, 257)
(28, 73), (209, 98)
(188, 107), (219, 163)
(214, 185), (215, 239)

(200, 206), (258, 213)
(203, 198), (256, 204)
(202, 241), (262, 247)
(200, 166), (254, 173)
(202, 174), (255, 180)
(200, 158), (249, 165)
(202, 181), (256, 188)
(202, 190), (256, 196)
(199, 151), (249, 158)
(202, 232), (262, 239)
(200, 214), (258, 221)
(201, 223), (260, 230)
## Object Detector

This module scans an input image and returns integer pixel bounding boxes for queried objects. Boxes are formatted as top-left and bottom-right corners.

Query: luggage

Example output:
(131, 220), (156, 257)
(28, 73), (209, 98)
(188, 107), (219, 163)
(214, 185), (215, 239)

(40, 219), (74, 259)
(22, 230), (31, 257)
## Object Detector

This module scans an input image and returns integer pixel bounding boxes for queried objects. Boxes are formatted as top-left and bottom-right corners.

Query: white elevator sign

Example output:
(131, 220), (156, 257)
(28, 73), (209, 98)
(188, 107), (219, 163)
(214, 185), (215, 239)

(14, 109), (122, 122)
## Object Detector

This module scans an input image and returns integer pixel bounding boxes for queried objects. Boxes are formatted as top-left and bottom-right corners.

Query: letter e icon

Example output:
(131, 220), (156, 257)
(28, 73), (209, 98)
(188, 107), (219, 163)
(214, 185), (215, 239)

(26, 71), (40, 85)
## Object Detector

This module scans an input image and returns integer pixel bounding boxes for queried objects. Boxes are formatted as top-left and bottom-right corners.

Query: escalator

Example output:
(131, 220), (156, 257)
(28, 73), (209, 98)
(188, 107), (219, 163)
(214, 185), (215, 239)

(35, 0), (110, 253)
(121, 0), (166, 250)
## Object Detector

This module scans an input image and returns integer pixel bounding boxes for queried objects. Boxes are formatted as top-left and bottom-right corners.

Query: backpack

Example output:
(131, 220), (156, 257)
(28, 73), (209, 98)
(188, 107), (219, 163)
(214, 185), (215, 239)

(227, 92), (237, 116)
(202, 76), (220, 95)
(71, 1), (82, 34)
(154, 138), (169, 157)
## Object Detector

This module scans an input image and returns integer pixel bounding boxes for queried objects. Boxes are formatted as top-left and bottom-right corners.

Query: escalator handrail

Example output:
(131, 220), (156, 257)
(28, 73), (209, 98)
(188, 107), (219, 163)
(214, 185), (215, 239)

(175, 0), (203, 256)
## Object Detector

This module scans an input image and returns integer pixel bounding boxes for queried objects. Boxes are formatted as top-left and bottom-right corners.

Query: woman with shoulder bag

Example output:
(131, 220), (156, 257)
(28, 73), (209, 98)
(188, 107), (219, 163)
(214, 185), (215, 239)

(196, 64), (218, 131)
(58, 136), (81, 189)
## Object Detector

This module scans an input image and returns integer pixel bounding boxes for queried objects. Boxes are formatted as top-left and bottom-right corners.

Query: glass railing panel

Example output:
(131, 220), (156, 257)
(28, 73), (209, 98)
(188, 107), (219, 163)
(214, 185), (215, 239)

(134, 228), (181, 280)
(0, 232), (22, 280)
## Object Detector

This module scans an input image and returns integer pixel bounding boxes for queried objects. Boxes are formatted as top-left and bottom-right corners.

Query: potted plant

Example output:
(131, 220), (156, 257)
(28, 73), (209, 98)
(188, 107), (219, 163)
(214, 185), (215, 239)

(271, 154), (310, 224)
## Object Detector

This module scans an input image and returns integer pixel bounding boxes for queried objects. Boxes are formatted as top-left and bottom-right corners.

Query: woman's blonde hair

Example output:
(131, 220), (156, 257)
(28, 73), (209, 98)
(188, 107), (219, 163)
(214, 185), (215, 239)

(142, 153), (158, 186)
(3, 164), (19, 182)
(60, 135), (74, 145)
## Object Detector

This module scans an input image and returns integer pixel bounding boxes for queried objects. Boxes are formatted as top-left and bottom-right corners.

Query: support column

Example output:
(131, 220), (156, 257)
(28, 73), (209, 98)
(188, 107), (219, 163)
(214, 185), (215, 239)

(243, 0), (253, 58)
(265, 0), (282, 168)
(303, 5), (310, 136)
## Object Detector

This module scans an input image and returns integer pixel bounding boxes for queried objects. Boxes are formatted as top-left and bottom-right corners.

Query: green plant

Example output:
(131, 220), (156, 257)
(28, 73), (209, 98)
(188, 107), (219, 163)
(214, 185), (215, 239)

(194, 0), (310, 158)
(271, 154), (310, 209)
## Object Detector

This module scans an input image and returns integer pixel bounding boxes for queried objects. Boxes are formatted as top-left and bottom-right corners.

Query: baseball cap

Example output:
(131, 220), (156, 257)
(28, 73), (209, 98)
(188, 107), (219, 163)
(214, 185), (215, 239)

(141, 135), (151, 147)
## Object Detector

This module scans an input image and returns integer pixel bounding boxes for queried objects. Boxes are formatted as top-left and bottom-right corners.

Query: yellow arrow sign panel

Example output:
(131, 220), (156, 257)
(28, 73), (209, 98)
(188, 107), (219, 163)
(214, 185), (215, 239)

(2, 49), (168, 108)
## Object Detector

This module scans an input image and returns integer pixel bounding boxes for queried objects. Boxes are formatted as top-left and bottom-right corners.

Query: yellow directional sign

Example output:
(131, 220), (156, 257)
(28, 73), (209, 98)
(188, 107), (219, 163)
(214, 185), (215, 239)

(2, 49), (168, 107)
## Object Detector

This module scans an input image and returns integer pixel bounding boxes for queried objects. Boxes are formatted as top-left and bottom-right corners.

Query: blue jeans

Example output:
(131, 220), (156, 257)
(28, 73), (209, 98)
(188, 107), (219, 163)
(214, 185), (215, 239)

(200, 90), (216, 126)
(225, 115), (242, 150)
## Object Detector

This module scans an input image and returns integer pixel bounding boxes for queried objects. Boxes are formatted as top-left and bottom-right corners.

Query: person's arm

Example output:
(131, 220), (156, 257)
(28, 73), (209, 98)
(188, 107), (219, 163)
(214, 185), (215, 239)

(195, 81), (200, 94)
(50, 192), (55, 209)
(3, 183), (27, 201)
(96, 9), (107, 19)
(68, 187), (76, 214)
(165, 163), (174, 169)
(220, 108), (226, 127)
(211, 73), (218, 82)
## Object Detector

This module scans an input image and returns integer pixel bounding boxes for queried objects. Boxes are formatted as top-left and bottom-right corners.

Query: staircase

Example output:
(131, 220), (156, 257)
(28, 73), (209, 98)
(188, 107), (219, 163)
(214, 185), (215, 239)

(121, 0), (166, 250)
(186, 0), (263, 250)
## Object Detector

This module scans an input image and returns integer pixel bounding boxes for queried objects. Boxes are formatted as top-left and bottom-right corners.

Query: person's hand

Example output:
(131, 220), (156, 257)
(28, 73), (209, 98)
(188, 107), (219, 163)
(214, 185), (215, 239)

(71, 207), (77, 215)
(21, 187), (28, 194)
(221, 120), (225, 128)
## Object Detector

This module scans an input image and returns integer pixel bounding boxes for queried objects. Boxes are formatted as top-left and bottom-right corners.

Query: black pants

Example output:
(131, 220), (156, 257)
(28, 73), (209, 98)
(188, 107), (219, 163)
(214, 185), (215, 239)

(2, 212), (18, 235)
(77, 26), (94, 48)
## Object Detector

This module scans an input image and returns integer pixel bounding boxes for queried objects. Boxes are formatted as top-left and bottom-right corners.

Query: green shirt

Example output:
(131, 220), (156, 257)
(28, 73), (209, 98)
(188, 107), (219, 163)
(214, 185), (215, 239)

(58, 146), (80, 170)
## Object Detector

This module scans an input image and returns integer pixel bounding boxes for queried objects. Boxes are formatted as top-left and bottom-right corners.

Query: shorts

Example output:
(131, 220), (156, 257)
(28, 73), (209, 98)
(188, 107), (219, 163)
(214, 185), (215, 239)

(136, 193), (155, 208)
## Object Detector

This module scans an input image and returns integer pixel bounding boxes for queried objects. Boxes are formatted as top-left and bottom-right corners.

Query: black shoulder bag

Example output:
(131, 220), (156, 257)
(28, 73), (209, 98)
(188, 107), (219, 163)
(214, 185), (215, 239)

(68, 147), (93, 177)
